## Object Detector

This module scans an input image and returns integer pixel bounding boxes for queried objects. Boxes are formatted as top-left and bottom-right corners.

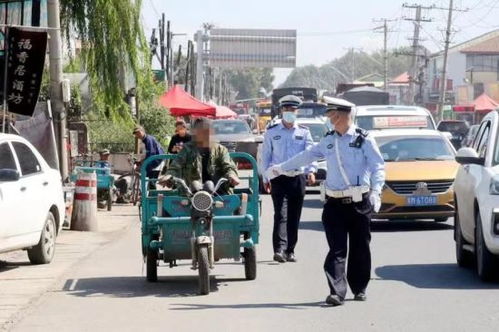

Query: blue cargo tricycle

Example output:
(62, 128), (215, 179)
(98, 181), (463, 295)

(140, 152), (260, 295)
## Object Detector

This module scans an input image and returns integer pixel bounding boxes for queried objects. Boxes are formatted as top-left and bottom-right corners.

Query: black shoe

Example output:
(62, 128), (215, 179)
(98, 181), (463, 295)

(325, 295), (344, 306)
(273, 251), (286, 263)
(354, 293), (367, 301)
(286, 252), (297, 262)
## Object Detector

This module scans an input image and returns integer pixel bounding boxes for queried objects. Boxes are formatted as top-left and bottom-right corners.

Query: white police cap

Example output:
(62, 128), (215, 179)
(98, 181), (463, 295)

(323, 96), (355, 112)
(279, 95), (303, 108)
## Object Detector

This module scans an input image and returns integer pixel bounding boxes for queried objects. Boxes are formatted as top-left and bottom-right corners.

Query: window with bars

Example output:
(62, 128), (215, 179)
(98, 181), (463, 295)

(466, 54), (499, 73)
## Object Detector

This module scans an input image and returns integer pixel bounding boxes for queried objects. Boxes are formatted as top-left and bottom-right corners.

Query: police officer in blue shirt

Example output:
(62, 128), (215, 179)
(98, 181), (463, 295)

(262, 95), (317, 263)
(267, 96), (385, 306)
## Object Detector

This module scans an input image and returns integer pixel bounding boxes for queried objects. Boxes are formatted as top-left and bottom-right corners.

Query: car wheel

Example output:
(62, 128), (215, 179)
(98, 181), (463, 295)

(455, 207), (473, 268)
(476, 211), (497, 281)
(28, 212), (56, 264)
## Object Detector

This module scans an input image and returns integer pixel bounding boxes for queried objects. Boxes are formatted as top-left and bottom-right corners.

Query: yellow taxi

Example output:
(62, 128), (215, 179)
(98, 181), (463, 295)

(371, 129), (459, 222)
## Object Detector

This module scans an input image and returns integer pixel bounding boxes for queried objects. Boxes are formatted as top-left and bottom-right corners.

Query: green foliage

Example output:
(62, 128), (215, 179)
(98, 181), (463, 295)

(226, 68), (274, 99)
(60, 0), (149, 119)
(281, 48), (413, 90)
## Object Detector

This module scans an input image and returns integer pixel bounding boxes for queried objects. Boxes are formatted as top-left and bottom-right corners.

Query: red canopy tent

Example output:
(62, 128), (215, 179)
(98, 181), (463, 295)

(473, 93), (498, 114)
(159, 85), (216, 117)
(207, 101), (237, 119)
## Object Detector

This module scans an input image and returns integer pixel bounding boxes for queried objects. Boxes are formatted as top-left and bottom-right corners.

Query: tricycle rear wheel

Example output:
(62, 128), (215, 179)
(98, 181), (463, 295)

(146, 248), (158, 282)
(198, 245), (210, 295)
(244, 247), (257, 280)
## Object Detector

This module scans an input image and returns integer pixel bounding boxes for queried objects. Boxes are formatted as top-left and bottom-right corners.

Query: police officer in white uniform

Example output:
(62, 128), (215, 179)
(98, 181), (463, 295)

(261, 95), (317, 263)
(267, 96), (385, 306)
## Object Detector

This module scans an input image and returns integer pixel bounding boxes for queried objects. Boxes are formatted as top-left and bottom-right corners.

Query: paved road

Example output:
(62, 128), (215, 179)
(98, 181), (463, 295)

(10, 195), (499, 332)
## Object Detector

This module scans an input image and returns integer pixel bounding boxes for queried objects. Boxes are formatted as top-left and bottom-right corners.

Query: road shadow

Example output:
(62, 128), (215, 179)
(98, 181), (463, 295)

(300, 221), (324, 232)
(170, 301), (325, 311)
(0, 260), (31, 272)
(62, 275), (252, 298)
(375, 263), (499, 289)
(371, 220), (453, 232)
(302, 199), (323, 209)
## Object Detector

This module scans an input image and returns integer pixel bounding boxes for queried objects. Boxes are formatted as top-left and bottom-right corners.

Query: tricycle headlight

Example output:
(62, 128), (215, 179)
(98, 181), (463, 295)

(489, 175), (499, 195)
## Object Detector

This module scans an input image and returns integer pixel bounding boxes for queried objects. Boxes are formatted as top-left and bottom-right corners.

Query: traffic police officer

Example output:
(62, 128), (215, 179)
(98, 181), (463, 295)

(261, 95), (317, 263)
(267, 96), (385, 306)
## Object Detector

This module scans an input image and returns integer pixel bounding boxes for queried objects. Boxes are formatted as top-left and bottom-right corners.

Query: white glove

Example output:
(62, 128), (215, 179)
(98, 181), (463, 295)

(265, 165), (284, 181)
(369, 191), (381, 213)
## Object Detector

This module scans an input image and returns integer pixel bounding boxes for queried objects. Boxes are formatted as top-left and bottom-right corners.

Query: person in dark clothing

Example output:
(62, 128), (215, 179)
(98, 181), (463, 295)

(167, 120), (192, 154)
(133, 126), (164, 189)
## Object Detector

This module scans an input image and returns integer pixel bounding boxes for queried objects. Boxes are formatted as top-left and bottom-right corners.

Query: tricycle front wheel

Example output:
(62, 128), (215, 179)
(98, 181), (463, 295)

(244, 247), (257, 280)
(146, 248), (158, 282)
(198, 245), (210, 295)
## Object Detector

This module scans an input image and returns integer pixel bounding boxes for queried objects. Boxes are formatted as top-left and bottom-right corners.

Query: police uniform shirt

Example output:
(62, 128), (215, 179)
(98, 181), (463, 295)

(261, 122), (317, 181)
(280, 125), (385, 192)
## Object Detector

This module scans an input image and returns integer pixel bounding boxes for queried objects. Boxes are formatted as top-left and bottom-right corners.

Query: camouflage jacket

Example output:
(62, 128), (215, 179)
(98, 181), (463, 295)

(166, 142), (238, 191)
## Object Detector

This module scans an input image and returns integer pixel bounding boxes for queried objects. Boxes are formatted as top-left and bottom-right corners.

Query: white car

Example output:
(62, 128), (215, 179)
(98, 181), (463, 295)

(0, 134), (64, 264)
(454, 110), (499, 280)
(353, 105), (437, 131)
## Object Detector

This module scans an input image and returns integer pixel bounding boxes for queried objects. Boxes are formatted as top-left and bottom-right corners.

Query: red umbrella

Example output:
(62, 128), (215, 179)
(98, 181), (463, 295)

(159, 85), (216, 117)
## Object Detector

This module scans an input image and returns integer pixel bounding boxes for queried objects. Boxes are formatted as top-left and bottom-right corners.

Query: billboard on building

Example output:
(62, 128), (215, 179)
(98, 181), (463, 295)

(209, 28), (296, 69)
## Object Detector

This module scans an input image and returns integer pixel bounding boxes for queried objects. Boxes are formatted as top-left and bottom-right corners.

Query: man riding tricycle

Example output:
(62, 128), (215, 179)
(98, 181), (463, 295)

(140, 118), (260, 295)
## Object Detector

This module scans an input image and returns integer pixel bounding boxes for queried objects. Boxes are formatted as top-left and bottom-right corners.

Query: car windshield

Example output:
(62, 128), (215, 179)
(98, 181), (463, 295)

(356, 115), (434, 130)
(437, 122), (469, 134)
(299, 123), (327, 142)
(297, 105), (327, 118)
(374, 136), (455, 162)
(213, 121), (251, 135)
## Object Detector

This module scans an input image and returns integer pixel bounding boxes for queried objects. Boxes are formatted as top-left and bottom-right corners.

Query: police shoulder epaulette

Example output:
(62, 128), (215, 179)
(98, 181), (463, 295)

(267, 123), (279, 130)
(355, 127), (368, 137)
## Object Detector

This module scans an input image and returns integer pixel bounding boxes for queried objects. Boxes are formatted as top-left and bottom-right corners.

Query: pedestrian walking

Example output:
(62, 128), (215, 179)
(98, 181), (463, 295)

(167, 120), (191, 154)
(267, 96), (385, 306)
(261, 95), (317, 263)
(133, 126), (165, 189)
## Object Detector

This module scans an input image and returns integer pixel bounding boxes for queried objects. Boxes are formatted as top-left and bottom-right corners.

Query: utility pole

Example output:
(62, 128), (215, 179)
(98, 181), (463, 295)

(195, 30), (204, 99)
(47, 0), (67, 179)
(374, 18), (396, 91)
(184, 40), (191, 92)
(435, 0), (469, 120)
(403, 3), (433, 105)
(159, 14), (165, 70)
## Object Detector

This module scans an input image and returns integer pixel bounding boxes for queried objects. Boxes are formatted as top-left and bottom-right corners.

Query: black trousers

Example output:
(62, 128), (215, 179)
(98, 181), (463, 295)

(270, 175), (306, 254)
(322, 195), (372, 300)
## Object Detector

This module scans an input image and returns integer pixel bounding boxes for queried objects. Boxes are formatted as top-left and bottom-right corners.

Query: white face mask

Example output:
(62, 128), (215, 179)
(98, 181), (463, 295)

(282, 112), (297, 123)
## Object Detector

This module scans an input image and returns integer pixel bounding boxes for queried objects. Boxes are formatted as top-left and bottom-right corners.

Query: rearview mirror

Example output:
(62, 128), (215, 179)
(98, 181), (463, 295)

(0, 169), (20, 182)
(455, 147), (484, 166)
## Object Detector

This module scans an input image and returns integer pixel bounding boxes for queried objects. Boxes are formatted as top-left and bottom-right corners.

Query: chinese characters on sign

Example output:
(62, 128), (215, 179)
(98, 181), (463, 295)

(4, 27), (47, 117)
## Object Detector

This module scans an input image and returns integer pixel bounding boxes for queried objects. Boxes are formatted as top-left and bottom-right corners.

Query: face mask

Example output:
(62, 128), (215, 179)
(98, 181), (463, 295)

(282, 112), (297, 123)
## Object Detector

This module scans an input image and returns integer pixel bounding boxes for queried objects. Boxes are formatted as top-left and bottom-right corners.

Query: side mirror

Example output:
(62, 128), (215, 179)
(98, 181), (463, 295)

(455, 147), (484, 166)
(0, 169), (20, 182)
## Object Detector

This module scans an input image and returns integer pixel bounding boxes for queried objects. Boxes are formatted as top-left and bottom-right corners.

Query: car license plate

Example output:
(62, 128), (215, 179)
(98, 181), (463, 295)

(406, 195), (437, 206)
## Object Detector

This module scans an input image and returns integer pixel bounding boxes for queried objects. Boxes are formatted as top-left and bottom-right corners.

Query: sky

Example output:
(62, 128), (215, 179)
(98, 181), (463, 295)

(141, 0), (499, 85)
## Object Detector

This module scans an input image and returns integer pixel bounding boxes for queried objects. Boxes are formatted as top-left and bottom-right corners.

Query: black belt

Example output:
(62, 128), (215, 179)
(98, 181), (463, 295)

(326, 193), (369, 205)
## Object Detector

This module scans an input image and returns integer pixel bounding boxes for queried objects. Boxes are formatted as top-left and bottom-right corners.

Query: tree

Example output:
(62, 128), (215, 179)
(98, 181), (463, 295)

(226, 68), (274, 100)
(281, 48), (412, 91)
(60, 0), (152, 119)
